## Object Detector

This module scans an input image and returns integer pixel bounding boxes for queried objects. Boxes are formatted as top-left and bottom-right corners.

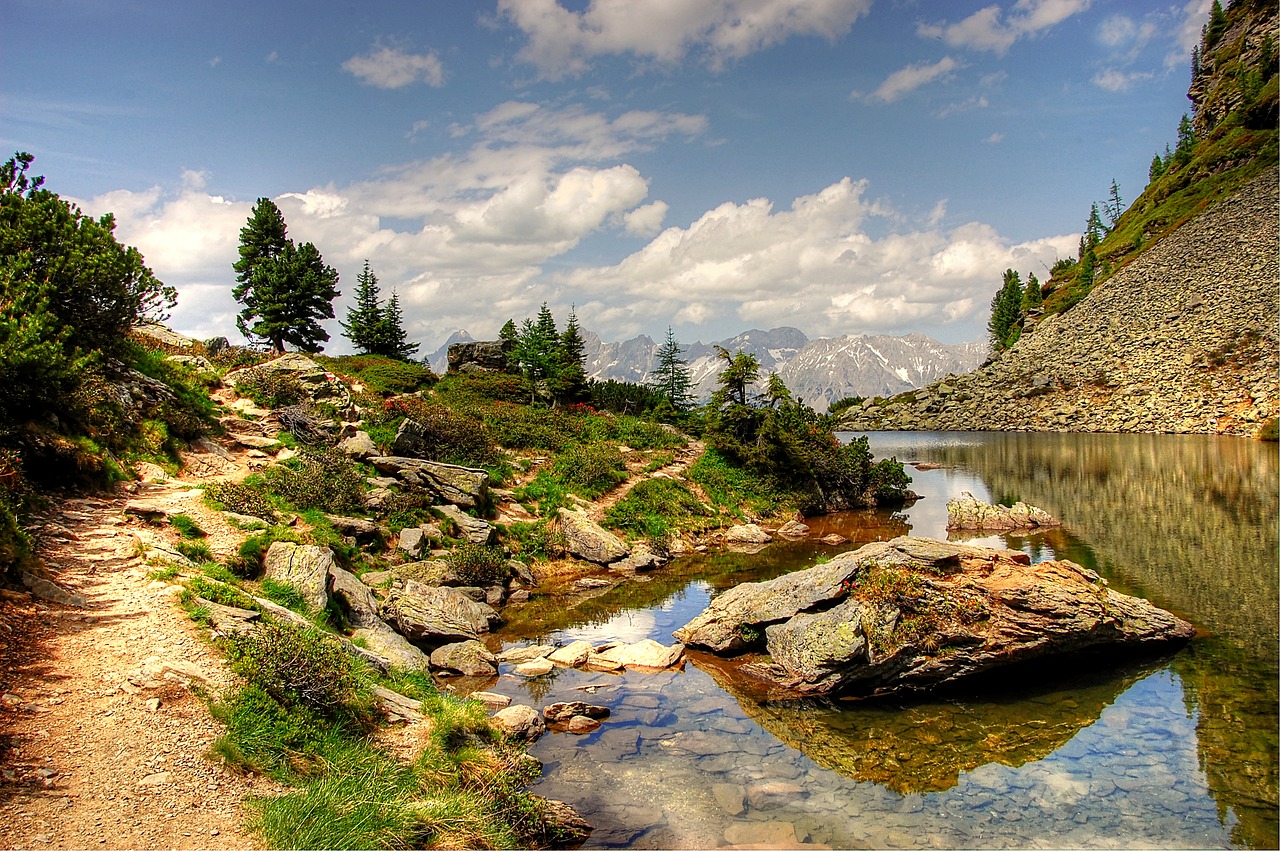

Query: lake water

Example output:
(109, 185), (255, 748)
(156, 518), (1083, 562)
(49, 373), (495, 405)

(474, 432), (1279, 849)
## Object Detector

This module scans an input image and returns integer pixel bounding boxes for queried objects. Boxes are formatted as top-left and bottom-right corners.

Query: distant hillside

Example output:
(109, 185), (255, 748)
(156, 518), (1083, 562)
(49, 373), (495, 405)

(839, 0), (1279, 438)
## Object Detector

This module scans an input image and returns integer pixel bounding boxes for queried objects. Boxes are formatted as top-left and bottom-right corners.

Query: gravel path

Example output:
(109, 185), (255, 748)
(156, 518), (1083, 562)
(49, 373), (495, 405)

(0, 476), (276, 849)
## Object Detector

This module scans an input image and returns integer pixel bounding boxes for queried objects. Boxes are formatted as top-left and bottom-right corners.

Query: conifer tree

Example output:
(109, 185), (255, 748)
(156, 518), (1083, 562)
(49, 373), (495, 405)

(375, 290), (419, 360)
(340, 260), (384, 355)
(556, 306), (588, 403)
(1021, 272), (1043, 313)
(1103, 180), (1124, 228)
(232, 198), (339, 353)
(648, 326), (694, 411)
(987, 269), (1024, 352)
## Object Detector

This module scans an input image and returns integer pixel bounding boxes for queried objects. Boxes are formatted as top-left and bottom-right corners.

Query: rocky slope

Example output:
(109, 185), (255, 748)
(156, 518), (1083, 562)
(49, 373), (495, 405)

(837, 167), (1278, 436)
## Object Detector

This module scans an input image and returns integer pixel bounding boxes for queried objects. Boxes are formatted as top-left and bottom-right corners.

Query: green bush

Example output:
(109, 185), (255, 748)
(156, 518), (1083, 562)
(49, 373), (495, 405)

(383, 398), (500, 468)
(175, 539), (213, 562)
(446, 543), (509, 587)
(604, 477), (709, 539)
(263, 447), (366, 514)
(551, 442), (627, 497)
(512, 471), (571, 516)
(204, 480), (277, 520)
(1259, 417), (1279, 441)
(318, 354), (436, 397)
(228, 526), (301, 578)
(503, 520), (565, 563)
(233, 368), (307, 409)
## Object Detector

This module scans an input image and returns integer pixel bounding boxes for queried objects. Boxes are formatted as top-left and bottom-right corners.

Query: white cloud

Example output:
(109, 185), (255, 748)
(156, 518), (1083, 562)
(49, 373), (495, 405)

(985, 132), (1005, 143)
(1092, 68), (1154, 92)
(920, 0), (1091, 56)
(342, 46), (445, 89)
(623, 200), (669, 236)
(860, 56), (960, 104)
(500, 0), (872, 79)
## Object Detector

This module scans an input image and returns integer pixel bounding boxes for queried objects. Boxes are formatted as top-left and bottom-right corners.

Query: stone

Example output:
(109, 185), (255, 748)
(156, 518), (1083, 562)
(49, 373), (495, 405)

(470, 691), (511, 709)
(713, 783), (746, 816)
(372, 685), (423, 723)
(493, 704), (546, 742)
(498, 644), (554, 664)
(194, 597), (259, 634)
(447, 340), (513, 373)
(397, 527), (429, 560)
(556, 507), (630, 564)
(592, 639), (684, 670)
(430, 640), (498, 677)
(610, 543), (663, 574)
(225, 353), (349, 406)
(263, 542), (334, 611)
(328, 565), (383, 629)
(775, 519), (810, 540)
(514, 658), (555, 677)
(338, 430), (378, 460)
(726, 523), (772, 544)
(360, 570), (392, 588)
(544, 701), (611, 723)
(20, 572), (87, 608)
(677, 537), (1196, 698)
(380, 580), (499, 644)
(946, 491), (1061, 532)
(566, 716), (602, 734)
(350, 627), (431, 673)
(368, 456), (490, 509)
(324, 514), (384, 544)
(547, 640), (594, 667)
(435, 504), (496, 545)
(745, 780), (806, 809)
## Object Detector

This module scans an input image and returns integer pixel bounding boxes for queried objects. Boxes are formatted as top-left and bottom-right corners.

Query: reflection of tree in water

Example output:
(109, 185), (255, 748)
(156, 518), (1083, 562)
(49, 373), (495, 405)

(905, 432), (1278, 849)
(690, 649), (1166, 795)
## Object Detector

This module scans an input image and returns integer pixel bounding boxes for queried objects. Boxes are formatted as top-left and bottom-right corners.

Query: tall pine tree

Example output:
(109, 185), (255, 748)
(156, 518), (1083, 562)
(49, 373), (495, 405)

(648, 326), (694, 411)
(232, 199), (339, 353)
(987, 269), (1024, 352)
(340, 260), (384, 354)
(555, 306), (588, 403)
(375, 290), (419, 360)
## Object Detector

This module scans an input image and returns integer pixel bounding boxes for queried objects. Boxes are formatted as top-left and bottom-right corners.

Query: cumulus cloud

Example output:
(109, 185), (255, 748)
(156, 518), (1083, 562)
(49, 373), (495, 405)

(500, 0), (872, 79)
(919, 0), (1091, 56)
(860, 56), (960, 104)
(623, 200), (669, 236)
(1092, 68), (1155, 92)
(557, 177), (1077, 340)
(343, 46), (445, 88)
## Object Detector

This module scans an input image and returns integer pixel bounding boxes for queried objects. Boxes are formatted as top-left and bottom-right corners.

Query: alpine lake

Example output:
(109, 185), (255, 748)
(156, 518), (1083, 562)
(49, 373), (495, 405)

(469, 432), (1278, 849)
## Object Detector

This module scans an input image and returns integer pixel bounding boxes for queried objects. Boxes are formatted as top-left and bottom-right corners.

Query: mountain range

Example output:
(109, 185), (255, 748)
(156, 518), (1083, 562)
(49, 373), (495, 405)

(428, 327), (986, 412)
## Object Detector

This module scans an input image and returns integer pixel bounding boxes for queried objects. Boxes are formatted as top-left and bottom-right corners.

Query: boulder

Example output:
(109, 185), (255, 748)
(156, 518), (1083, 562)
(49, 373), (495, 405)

(676, 537), (1195, 698)
(430, 640), (498, 677)
(369, 457), (489, 509)
(726, 523), (772, 544)
(397, 527), (429, 560)
(447, 340), (513, 374)
(380, 580), (499, 645)
(544, 701), (610, 723)
(547, 640), (594, 667)
(775, 519), (810, 540)
(610, 543), (662, 574)
(556, 507), (630, 565)
(493, 704), (546, 743)
(327, 565), (383, 629)
(946, 492), (1062, 532)
(225, 353), (349, 405)
(592, 639), (684, 671)
(514, 658), (554, 677)
(436, 504), (496, 545)
(351, 627), (431, 673)
(324, 514), (384, 545)
(498, 644), (554, 664)
(263, 542), (334, 611)
(338, 430), (378, 460)
(566, 716), (602, 734)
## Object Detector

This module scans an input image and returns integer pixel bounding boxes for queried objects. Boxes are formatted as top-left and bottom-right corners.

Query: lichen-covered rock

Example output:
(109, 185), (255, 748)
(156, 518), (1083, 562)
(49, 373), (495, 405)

(328, 565), (383, 629)
(447, 340), (513, 374)
(368, 456), (490, 509)
(380, 580), (498, 644)
(591, 639), (685, 670)
(676, 536), (1195, 698)
(556, 507), (630, 565)
(494, 704), (546, 742)
(263, 542), (334, 611)
(726, 523), (771, 544)
(543, 701), (610, 723)
(350, 627), (431, 673)
(436, 504), (496, 545)
(946, 492), (1061, 531)
(429, 640), (498, 677)
(338, 430), (378, 460)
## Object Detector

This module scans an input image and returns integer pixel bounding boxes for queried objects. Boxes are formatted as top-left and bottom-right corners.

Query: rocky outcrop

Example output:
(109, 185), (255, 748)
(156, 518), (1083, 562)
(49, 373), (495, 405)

(946, 492), (1061, 532)
(674, 537), (1194, 698)
(368, 456), (490, 509)
(837, 169), (1278, 437)
(263, 542), (334, 611)
(556, 507), (630, 565)
(447, 340), (512, 374)
(225, 353), (351, 407)
(380, 580), (499, 645)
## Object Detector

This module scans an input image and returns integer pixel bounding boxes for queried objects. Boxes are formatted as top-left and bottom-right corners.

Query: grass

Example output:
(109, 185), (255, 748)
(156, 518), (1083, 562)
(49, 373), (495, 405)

(169, 513), (206, 539)
(603, 477), (711, 540)
(688, 447), (795, 520)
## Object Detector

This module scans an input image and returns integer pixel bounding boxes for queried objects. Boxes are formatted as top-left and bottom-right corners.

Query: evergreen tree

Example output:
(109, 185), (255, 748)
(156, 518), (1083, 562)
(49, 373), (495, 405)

(648, 327), (695, 411)
(375, 290), (419, 360)
(1103, 180), (1124, 228)
(1149, 151), (1167, 182)
(555, 306), (588, 403)
(1173, 114), (1197, 167)
(1086, 202), (1107, 243)
(499, 319), (518, 344)
(711, 346), (760, 408)
(764, 373), (793, 408)
(1021, 272), (1043, 313)
(233, 220), (339, 354)
(340, 260), (385, 354)
(1205, 0), (1227, 49)
(987, 269), (1024, 352)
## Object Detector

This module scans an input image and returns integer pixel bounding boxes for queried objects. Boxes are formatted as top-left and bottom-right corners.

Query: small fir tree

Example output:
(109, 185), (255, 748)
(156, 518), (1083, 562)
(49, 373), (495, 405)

(555, 306), (588, 403)
(987, 269), (1024, 352)
(1021, 272), (1043, 313)
(375, 290), (419, 360)
(340, 260), (384, 355)
(648, 327), (695, 411)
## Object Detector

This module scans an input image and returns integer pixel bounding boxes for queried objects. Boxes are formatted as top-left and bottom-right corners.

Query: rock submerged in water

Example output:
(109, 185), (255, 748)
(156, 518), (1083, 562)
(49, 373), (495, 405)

(673, 536), (1194, 698)
(946, 491), (1062, 532)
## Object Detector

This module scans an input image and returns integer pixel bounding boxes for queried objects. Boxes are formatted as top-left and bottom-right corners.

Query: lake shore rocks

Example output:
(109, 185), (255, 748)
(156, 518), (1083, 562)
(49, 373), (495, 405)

(674, 536), (1194, 698)
(946, 492), (1062, 532)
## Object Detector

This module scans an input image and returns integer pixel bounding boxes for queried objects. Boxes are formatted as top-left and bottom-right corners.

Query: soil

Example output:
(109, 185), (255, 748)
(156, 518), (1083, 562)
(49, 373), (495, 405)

(0, 444), (281, 850)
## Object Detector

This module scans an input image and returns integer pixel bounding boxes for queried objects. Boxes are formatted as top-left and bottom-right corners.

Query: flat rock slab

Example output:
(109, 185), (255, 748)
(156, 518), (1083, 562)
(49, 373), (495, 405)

(556, 507), (630, 565)
(380, 580), (498, 644)
(676, 536), (1195, 698)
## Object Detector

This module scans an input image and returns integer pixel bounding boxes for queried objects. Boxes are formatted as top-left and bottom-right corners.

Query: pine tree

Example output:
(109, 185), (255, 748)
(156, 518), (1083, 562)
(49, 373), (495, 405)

(648, 327), (695, 411)
(555, 306), (588, 403)
(340, 260), (385, 355)
(712, 346), (760, 407)
(1021, 272), (1043, 313)
(1103, 180), (1124, 228)
(1206, 0), (1227, 49)
(987, 269), (1024, 352)
(232, 201), (340, 353)
(375, 291), (419, 360)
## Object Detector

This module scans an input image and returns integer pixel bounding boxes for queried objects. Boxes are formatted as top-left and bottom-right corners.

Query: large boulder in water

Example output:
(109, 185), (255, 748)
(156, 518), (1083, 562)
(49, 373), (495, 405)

(946, 491), (1061, 532)
(381, 580), (499, 645)
(673, 536), (1194, 698)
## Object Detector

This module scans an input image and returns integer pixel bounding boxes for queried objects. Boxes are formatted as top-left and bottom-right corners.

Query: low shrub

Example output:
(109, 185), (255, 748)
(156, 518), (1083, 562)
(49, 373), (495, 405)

(262, 447), (366, 514)
(503, 520), (565, 563)
(446, 543), (509, 586)
(383, 398), (500, 468)
(318, 355), (437, 397)
(204, 480), (276, 520)
(228, 526), (301, 578)
(604, 477), (710, 539)
(550, 442), (627, 497)
(233, 369), (307, 409)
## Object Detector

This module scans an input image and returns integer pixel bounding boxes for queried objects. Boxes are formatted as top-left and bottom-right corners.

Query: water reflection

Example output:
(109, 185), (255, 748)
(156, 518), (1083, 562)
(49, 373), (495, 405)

(485, 433), (1278, 849)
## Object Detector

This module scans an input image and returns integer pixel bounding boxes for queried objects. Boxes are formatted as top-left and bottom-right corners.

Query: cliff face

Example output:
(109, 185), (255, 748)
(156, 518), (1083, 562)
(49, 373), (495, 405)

(838, 167), (1278, 436)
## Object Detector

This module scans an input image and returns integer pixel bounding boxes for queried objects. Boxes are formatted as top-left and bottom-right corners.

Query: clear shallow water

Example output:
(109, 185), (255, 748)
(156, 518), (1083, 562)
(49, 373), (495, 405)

(470, 432), (1279, 849)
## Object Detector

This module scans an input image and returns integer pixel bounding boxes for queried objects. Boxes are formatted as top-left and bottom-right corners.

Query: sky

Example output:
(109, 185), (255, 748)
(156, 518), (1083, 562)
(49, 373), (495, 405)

(1, 0), (1210, 352)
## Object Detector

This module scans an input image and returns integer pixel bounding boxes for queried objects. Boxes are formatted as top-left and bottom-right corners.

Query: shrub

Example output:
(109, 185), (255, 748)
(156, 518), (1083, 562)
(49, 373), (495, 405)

(604, 477), (710, 539)
(229, 526), (301, 578)
(446, 543), (509, 587)
(1259, 417), (1279, 441)
(383, 398), (499, 467)
(233, 369), (306, 409)
(263, 447), (366, 514)
(318, 354), (436, 397)
(504, 520), (565, 563)
(551, 442), (627, 497)
(204, 480), (276, 520)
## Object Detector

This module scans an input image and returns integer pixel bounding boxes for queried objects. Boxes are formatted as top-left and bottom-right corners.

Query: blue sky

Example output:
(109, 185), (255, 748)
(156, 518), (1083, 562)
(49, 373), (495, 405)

(2, 0), (1209, 351)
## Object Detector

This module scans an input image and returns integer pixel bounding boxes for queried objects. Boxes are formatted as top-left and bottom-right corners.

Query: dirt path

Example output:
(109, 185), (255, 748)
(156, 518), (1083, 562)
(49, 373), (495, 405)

(584, 438), (707, 523)
(0, 460), (276, 849)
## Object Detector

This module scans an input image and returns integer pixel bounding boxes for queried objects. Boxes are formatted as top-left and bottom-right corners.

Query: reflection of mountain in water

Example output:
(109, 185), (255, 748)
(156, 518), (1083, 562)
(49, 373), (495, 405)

(691, 650), (1167, 795)
(893, 432), (1278, 849)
